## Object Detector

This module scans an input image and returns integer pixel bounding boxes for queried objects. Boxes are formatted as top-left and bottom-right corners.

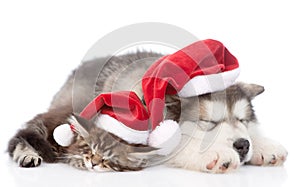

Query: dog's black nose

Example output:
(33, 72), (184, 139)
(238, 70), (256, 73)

(233, 138), (250, 162)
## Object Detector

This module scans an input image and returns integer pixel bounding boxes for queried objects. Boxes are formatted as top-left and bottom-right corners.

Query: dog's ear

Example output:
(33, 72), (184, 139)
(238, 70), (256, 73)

(165, 94), (181, 106)
(165, 94), (182, 122)
(238, 82), (265, 99)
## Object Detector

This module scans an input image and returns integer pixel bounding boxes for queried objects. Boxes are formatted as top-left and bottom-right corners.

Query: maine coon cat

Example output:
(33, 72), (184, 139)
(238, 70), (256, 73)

(8, 52), (162, 171)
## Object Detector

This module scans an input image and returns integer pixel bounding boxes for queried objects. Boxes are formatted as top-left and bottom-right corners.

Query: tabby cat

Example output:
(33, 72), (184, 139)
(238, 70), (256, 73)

(8, 52), (163, 171)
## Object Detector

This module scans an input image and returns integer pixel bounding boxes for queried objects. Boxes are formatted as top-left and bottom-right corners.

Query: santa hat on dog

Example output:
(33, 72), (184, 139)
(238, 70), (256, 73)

(53, 39), (240, 155)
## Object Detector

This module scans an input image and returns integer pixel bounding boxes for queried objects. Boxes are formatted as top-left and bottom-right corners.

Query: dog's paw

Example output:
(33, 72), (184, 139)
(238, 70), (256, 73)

(249, 138), (288, 166)
(199, 148), (240, 173)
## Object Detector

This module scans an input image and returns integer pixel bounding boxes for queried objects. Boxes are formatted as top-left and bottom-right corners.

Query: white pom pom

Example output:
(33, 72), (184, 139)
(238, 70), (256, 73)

(53, 124), (74, 147)
(148, 120), (181, 155)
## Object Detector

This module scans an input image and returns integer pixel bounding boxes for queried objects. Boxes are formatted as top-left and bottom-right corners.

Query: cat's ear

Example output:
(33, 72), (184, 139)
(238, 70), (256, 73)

(68, 114), (93, 138)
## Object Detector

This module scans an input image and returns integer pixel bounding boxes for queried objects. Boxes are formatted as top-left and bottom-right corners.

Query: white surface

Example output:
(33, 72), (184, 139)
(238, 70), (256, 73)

(0, 155), (294, 187)
(0, 0), (300, 187)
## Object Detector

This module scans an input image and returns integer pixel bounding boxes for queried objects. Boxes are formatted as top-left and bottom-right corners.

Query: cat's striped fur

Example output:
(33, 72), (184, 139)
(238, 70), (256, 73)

(8, 52), (162, 171)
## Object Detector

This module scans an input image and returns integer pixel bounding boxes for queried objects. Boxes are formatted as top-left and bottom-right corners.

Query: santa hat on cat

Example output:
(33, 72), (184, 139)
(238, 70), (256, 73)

(53, 39), (240, 155)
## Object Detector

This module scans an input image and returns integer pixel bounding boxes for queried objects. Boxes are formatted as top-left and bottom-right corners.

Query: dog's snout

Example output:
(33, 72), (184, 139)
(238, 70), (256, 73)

(233, 138), (250, 161)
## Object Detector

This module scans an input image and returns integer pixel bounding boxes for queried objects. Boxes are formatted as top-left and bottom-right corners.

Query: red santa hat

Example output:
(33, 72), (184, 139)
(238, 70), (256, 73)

(53, 39), (240, 155)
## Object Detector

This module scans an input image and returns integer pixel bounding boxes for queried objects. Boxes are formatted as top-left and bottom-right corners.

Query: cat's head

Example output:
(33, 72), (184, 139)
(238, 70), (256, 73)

(65, 114), (157, 171)
(62, 115), (111, 171)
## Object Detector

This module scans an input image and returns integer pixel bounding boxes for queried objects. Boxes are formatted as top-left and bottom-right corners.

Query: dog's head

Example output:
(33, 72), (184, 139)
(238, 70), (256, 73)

(168, 82), (264, 163)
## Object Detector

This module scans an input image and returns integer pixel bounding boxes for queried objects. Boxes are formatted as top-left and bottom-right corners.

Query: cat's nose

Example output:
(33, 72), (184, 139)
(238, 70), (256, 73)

(233, 138), (250, 162)
(91, 154), (101, 167)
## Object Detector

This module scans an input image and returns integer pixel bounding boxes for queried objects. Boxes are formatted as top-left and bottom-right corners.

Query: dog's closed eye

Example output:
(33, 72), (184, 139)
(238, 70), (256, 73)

(236, 118), (249, 126)
(198, 119), (218, 131)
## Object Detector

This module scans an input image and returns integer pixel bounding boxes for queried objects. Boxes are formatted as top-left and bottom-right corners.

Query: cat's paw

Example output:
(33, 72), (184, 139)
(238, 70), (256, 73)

(199, 148), (240, 173)
(13, 144), (42, 167)
(249, 138), (288, 166)
(18, 154), (42, 167)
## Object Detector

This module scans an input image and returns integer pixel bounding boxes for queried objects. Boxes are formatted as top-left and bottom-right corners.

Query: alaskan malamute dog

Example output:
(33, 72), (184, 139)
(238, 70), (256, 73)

(8, 52), (287, 173)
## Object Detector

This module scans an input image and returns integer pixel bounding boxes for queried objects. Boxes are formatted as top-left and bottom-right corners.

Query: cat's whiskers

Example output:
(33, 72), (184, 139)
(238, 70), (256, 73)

(56, 154), (83, 160)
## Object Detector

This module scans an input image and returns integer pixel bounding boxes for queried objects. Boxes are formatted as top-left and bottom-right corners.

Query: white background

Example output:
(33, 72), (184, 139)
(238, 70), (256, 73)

(0, 0), (299, 186)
